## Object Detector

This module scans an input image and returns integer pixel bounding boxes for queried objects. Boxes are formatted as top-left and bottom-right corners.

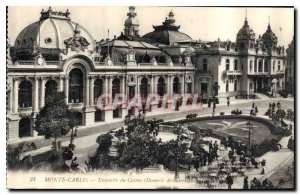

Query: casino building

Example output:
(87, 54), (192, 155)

(7, 7), (287, 143)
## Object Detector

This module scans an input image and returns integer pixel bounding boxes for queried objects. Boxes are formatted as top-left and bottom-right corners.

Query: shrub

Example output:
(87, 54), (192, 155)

(96, 133), (113, 152)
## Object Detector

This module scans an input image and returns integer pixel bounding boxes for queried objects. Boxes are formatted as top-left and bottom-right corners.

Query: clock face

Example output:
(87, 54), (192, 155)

(37, 57), (44, 65)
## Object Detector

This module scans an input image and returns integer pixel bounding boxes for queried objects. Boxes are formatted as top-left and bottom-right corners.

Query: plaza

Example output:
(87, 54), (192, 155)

(7, 6), (293, 143)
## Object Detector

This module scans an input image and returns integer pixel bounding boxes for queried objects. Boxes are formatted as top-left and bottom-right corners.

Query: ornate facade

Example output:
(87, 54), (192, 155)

(7, 7), (195, 143)
(7, 7), (288, 143)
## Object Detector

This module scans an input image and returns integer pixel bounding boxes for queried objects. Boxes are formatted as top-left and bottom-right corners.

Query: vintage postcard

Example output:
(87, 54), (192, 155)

(6, 6), (295, 189)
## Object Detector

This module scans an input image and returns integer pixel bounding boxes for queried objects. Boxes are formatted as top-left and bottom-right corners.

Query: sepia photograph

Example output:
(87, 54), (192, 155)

(6, 6), (295, 190)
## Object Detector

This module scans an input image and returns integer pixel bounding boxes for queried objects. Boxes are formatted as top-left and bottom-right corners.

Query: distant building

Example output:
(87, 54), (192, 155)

(286, 37), (294, 95)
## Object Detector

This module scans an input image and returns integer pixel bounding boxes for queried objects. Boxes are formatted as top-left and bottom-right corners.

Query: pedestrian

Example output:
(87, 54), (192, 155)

(227, 99), (230, 107)
(226, 173), (233, 189)
(203, 154), (207, 166)
(209, 141), (213, 153)
(243, 176), (249, 189)
(214, 140), (218, 149)
(194, 158), (199, 172)
(252, 102), (255, 109)
(208, 154), (212, 165)
(255, 106), (258, 113)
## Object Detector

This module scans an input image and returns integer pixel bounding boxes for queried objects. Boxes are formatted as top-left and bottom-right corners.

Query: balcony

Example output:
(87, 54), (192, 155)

(276, 70), (285, 75)
(18, 106), (33, 113)
(248, 71), (269, 76)
(196, 69), (212, 75)
(68, 102), (84, 109)
(227, 70), (242, 76)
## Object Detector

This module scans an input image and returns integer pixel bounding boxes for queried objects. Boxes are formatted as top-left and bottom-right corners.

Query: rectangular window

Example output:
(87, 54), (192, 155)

(278, 61), (281, 71)
(258, 60), (262, 72)
(264, 60), (268, 72)
(203, 59), (208, 71)
(226, 59), (230, 70)
(234, 60), (238, 70)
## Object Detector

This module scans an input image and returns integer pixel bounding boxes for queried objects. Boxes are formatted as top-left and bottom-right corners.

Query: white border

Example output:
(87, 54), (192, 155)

(1, 0), (298, 194)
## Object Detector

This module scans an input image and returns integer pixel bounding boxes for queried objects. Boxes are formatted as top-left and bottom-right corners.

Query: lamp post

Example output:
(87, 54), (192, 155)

(246, 120), (253, 156)
(174, 140), (181, 180)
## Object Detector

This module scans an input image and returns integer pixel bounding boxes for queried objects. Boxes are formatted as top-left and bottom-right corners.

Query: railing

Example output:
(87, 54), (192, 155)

(227, 70), (242, 75)
(94, 62), (106, 66)
(157, 63), (169, 66)
(18, 107), (33, 112)
(139, 63), (153, 66)
(68, 102), (84, 109)
(16, 60), (62, 66)
(197, 69), (212, 74)
(248, 71), (269, 75)
(276, 70), (285, 74)
(17, 60), (35, 65)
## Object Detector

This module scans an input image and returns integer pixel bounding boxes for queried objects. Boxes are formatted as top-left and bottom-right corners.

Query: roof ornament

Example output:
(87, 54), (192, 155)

(64, 23), (90, 52)
(244, 9), (248, 26)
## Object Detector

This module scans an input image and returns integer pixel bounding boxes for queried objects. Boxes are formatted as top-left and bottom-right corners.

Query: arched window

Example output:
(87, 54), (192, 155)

(226, 59), (230, 70)
(140, 77), (149, 98)
(45, 80), (57, 97)
(173, 77), (180, 94)
(158, 55), (166, 63)
(143, 53), (151, 63)
(69, 69), (83, 103)
(112, 78), (121, 100)
(19, 117), (31, 137)
(203, 59), (208, 71)
(19, 81), (32, 108)
(157, 77), (165, 96)
(94, 79), (103, 101)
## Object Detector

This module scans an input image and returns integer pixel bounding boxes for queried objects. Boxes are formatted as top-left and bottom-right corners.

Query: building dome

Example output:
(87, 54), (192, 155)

(125, 17), (139, 26)
(14, 7), (95, 51)
(261, 23), (278, 47)
(143, 10), (192, 45)
(236, 18), (255, 41)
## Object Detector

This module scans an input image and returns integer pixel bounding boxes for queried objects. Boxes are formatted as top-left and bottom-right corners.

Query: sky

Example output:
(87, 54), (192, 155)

(7, 6), (294, 48)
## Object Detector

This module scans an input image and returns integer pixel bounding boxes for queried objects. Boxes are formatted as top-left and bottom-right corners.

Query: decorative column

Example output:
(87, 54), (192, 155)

(40, 77), (45, 109)
(8, 81), (13, 113)
(64, 76), (69, 104)
(136, 76), (140, 96)
(58, 76), (64, 91)
(191, 76), (195, 94)
(13, 78), (19, 113)
(85, 77), (90, 107)
(89, 76), (94, 106)
(167, 75), (171, 98)
(108, 76), (112, 104)
(34, 77), (39, 112)
(152, 75), (156, 94)
(171, 76), (174, 98)
(181, 76), (185, 95)
(121, 76), (126, 100)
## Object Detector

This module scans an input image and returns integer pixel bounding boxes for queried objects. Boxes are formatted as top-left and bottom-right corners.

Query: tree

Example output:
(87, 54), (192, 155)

(85, 133), (113, 170)
(35, 92), (74, 151)
(121, 133), (159, 171)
